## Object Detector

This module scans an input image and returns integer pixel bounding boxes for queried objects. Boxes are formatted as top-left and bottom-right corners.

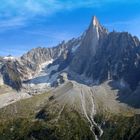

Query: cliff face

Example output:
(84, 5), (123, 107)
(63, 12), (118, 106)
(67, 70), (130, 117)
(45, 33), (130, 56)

(69, 16), (108, 74)
(1, 60), (22, 90)
(79, 32), (140, 90)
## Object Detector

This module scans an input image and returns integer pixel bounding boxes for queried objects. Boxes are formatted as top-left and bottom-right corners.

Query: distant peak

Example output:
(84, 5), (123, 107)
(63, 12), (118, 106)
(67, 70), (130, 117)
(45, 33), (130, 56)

(87, 16), (108, 39)
(89, 16), (102, 29)
(92, 16), (99, 26)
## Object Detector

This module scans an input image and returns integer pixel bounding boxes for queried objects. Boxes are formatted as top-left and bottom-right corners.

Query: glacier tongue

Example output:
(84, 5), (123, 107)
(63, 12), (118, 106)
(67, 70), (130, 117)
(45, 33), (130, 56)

(71, 45), (80, 53)
(23, 59), (60, 94)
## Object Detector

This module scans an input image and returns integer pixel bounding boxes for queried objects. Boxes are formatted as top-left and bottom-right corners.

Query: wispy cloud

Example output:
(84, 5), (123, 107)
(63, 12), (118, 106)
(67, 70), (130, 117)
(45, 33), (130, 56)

(0, 0), (139, 30)
(0, 0), (99, 30)
(0, 17), (26, 29)
(1, 0), (140, 18)
(0, 0), (98, 18)
(0, 0), (96, 29)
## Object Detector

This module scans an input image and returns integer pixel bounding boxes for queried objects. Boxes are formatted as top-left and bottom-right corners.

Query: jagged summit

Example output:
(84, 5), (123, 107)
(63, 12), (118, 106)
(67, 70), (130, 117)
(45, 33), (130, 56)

(88, 16), (108, 39)
(89, 16), (104, 30)
(91, 16), (100, 27)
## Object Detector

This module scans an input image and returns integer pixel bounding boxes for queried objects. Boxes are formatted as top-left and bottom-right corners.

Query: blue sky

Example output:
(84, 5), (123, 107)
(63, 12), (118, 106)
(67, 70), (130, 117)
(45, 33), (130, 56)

(0, 0), (140, 56)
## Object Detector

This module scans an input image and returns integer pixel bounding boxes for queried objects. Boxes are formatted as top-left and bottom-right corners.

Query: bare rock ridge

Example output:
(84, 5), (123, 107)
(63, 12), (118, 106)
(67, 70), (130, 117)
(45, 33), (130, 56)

(1, 16), (140, 100)
(69, 16), (108, 75)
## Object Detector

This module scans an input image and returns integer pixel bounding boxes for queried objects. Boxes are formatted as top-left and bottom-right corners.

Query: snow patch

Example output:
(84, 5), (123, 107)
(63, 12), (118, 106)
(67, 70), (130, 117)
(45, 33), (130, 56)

(27, 59), (59, 89)
(0, 75), (4, 85)
(4, 56), (15, 60)
(72, 45), (79, 53)
(96, 26), (99, 39)
(38, 59), (53, 72)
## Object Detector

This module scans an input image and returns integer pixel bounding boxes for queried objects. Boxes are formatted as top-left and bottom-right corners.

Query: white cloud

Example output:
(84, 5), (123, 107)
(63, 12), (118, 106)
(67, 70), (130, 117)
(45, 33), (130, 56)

(0, 0), (139, 31)
(0, 17), (26, 28)
(1, 0), (139, 18)
(0, 0), (98, 30)
(0, 0), (102, 19)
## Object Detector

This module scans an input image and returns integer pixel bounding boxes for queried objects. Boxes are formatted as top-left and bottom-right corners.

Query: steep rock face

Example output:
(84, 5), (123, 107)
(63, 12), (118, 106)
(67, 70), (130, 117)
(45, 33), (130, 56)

(21, 37), (81, 68)
(15, 37), (82, 83)
(0, 37), (82, 90)
(68, 17), (140, 91)
(69, 16), (108, 74)
(50, 37), (82, 72)
(99, 32), (140, 90)
(1, 60), (22, 90)
(82, 32), (140, 88)
(21, 47), (53, 72)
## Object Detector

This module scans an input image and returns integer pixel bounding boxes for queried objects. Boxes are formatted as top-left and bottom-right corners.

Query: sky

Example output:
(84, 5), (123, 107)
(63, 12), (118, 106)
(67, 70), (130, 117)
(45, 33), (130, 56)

(0, 0), (140, 56)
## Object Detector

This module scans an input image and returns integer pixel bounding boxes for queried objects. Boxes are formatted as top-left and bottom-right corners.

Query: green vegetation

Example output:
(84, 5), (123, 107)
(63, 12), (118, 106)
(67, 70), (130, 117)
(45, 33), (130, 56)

(0, 110), (95, 140)
(0, 92), (139, 140)
(0, 92), (50, 119)
(0, 92), (95, 140)
(102, 115), (140, 140)
(94, 113), (140, 140)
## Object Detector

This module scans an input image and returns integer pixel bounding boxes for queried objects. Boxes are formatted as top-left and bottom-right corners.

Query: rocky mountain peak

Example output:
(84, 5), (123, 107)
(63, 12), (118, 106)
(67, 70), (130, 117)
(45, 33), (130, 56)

(87, 16), (108, 40)
(1, 16), (140, 93)
(91, 16), (100, 27)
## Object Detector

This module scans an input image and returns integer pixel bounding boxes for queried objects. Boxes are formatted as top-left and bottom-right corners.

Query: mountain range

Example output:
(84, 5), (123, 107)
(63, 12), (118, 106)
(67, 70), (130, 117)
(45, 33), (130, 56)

(0, 16), (140, 140)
